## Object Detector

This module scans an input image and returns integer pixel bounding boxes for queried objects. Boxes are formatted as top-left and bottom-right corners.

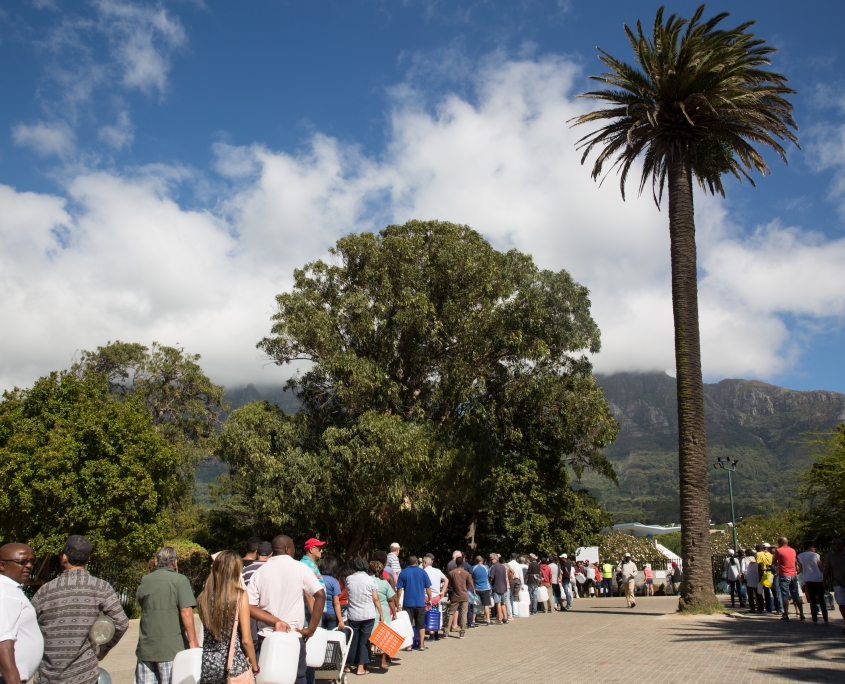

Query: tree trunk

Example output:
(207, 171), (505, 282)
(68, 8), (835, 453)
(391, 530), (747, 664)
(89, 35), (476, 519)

(667, 151), (717, 610)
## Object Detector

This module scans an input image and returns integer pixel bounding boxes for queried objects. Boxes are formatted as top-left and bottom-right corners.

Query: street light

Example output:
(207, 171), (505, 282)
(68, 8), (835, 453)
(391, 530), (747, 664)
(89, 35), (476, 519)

(713, 457), (739, 553)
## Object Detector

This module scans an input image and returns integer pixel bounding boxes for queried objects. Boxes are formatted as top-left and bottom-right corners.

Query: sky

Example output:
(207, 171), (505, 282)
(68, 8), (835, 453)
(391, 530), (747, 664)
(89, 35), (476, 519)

(2, 0), (845, 394)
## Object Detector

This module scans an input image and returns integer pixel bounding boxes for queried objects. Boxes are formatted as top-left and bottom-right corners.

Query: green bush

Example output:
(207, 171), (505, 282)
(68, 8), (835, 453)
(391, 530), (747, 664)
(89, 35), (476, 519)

(166, 539), (211, 596)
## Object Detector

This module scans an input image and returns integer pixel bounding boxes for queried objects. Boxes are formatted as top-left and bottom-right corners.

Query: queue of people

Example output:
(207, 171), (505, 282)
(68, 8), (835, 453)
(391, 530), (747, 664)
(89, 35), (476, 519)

(723, 536), (845, 629)
(4, 534), (845, 684)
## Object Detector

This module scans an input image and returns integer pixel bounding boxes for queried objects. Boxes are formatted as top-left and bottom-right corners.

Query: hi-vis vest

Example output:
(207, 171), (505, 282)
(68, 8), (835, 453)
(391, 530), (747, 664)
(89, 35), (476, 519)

(601, 563), (613, 579)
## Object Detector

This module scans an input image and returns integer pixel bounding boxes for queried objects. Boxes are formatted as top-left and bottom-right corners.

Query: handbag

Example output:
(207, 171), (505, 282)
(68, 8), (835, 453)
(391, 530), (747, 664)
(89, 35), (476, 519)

(227, 602), (255, 684)
(762, 571), (774, 589)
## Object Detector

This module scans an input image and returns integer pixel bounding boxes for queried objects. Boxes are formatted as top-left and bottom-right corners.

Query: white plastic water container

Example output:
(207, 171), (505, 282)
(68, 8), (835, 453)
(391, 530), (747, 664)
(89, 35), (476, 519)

(172, 649), (203, 684)
(535, 586), (549, 603)
(392, 610), (414, 649)
(304, 627), (329, 668)
(256, 632), (300, 684)
(516, 601), (530, 618)
(517, 586), (529, 604)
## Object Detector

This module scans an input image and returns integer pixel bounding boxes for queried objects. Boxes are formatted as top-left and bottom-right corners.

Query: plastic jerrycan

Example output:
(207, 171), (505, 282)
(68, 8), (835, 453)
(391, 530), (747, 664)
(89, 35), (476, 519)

(536, 585), (549, 603)
(517, 586), (529, 604)
(392, 610), (414, 649)
(172, 648), (203, 684)
(516, 601), (530, 618)
(304, 627), (330, 668)
(256, 631), (300, 684)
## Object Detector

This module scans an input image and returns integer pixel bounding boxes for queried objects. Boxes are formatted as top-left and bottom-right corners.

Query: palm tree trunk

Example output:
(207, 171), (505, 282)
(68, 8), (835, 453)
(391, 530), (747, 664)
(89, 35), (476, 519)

(667, 151), (717, 610)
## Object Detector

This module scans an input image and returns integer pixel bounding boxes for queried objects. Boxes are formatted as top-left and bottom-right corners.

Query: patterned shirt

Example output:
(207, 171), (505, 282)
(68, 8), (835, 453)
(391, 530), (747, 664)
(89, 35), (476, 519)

(31, 569), (129, 684)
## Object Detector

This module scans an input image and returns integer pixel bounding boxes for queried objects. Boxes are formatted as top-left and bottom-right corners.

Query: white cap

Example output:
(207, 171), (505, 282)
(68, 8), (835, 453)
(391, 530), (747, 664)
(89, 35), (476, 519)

(560, 553), (567, 558)
(762, 542), (771, 548)
(728, 549), (735, 555)
(624, 552), (631, 557)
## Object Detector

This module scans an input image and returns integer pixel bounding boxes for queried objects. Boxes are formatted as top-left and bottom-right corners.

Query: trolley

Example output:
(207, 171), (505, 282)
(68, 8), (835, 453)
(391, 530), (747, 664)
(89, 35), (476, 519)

(314, 626), (353, 683)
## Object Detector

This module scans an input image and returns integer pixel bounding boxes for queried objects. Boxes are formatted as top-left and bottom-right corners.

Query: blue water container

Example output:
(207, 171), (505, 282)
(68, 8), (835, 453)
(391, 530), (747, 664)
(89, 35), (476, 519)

(425, 609), (441, 631)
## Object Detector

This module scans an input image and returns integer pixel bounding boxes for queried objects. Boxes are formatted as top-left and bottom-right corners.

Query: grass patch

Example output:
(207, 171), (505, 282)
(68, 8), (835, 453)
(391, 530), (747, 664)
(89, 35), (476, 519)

(677, 602), (731, 616)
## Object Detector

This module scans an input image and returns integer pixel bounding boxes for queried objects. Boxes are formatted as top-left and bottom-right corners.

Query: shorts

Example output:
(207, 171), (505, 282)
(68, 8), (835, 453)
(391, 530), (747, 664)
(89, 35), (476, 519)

(405, 605), (426, 629)
(492, 591), (506, 604)
(834, 586), (845, 606)
(646, 578), (653, 585)
(477, 589), (492, 607)
(779, 575), (800, 603)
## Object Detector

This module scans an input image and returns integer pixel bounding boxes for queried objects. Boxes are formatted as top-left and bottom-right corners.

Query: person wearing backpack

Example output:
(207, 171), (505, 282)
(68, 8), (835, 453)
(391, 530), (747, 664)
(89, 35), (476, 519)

(724, 550), (745, 608)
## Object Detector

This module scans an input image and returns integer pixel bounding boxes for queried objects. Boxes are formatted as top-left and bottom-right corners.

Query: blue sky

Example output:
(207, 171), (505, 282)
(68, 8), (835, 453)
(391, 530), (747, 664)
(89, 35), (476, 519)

(2, 0), (845, 394)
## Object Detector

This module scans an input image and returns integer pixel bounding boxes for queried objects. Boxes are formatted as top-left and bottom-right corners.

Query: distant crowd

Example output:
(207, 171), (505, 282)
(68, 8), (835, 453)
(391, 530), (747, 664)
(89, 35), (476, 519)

(2, 534), (844, 684)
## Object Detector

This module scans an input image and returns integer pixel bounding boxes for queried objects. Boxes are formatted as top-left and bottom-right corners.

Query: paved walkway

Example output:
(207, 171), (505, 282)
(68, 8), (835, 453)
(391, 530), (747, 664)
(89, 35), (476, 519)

(102, 597), (845, 683)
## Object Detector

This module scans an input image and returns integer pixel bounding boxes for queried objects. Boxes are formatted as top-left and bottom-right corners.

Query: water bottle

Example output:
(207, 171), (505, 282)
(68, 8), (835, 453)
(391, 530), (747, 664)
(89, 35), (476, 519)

(90, 613), (115, 657)
(824, 591), (835, 612)
(98, 668), (113, 684)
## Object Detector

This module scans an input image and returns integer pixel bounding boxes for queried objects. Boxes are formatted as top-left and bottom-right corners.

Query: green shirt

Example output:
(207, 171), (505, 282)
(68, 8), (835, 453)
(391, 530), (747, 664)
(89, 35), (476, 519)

(135, 568), (196, 662)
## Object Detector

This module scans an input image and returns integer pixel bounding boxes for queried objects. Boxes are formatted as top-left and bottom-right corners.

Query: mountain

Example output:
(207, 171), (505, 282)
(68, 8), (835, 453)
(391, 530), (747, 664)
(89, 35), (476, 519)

(199, 375), (845, 524)
(579, 372), (845, 525)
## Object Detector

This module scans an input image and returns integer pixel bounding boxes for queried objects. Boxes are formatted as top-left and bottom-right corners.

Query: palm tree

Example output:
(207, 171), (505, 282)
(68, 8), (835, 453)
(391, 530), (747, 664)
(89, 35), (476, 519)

(572, 5), (798, 609)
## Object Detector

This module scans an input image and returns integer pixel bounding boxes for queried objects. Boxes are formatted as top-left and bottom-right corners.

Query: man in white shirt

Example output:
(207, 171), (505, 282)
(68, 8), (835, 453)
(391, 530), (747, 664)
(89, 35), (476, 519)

(620, 553), (638, 608)
(0, 543), (44, 684)
(386, 544), (402, 580)
(507, 554), (522, 616)
(248, 536), (325, 684)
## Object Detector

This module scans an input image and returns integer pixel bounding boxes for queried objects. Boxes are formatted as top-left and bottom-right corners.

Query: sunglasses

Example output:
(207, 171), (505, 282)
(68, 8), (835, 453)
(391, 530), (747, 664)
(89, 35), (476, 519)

(1, 558), (37, 567)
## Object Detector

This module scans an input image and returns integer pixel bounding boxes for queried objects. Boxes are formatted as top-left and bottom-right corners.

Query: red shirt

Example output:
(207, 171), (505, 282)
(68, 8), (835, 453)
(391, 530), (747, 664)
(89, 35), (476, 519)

(773, 546), (797, 577)
(540, 564), (552, 586)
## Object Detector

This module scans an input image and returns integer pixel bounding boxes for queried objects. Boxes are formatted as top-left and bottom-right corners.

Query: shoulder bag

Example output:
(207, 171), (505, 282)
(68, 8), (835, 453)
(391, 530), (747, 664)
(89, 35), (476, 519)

(227, 598), (255, 684)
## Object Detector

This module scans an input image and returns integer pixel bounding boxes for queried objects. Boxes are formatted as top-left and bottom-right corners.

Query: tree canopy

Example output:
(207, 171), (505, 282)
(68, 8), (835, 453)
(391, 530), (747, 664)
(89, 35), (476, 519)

(217, 220), (618, 556)
(802, 426), (845, 539)
(0, 371), (178, 558)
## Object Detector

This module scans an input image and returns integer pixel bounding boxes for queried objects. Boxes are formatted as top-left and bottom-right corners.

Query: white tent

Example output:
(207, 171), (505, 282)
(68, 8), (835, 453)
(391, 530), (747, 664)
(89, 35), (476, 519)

(610, 522), (681, 537)
(655, 542), (682, 571)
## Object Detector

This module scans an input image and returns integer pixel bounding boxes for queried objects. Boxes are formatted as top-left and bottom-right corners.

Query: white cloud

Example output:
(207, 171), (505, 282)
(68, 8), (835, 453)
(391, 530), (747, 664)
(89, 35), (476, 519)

(2, 54), (843, 391)
(11, 120), (76, 156)
(94, 0), (187, 94)
(98, 111), (135, 149)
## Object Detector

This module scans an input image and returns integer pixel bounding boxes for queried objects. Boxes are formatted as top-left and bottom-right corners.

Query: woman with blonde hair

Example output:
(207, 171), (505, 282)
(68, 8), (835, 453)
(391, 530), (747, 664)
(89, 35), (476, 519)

(197, 550), (259, 683)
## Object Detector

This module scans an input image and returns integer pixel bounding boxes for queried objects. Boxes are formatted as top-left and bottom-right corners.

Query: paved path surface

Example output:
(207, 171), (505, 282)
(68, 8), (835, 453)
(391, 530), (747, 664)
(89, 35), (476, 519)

(102, 597), (845, 683)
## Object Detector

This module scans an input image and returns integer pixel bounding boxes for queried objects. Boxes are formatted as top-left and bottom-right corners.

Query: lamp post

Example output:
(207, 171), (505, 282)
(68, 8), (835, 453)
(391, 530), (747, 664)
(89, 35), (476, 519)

(713, 457), (739, 553)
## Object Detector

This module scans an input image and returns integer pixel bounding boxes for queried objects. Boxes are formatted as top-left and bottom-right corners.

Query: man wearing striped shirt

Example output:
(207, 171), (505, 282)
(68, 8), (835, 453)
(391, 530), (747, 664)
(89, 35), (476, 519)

(31, 535), (128, 684)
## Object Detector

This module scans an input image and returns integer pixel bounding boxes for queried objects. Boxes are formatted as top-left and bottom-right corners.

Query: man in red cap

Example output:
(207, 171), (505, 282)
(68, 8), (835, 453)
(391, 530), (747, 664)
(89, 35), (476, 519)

(301, 538), (326, 613)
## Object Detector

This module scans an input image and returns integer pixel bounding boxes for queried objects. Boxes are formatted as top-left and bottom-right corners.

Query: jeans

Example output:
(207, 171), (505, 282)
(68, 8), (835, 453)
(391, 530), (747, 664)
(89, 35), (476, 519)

(600, 578), (613, 597)
(562, 581), (572, 608)
(805, 581), (828, 621)
(348, 619), (375, 667)
(322, 613), (339, 631)
(779, 575), (800, 604)
(527, 585), (538, 614)
(771, 574), (782, 612)
(727, 579), (744, 606)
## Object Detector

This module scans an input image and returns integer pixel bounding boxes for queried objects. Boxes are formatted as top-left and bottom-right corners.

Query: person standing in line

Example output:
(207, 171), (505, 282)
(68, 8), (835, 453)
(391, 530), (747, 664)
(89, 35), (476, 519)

(667, 562), (681, 596)
(369, 561), (396, 670)
(300, 538), (326, 684)
(243, 537), (262, 565)
(319, 556), (344, 631)
(470, 556), (492, 624)
(343, 558), (384, 674)
(600, 559), (614, 599)
(242, 542), (272, 586)
(370, 551), (396, 590)
(506, 554), (522, 617)
(558, 554), (572, 611)
(642, 564), (654, 597)
(773, 537), (804, 621)
(823, 537), (845, 633)
(755, 544), (775, 613)
(32, 535), (129, 684)
(548, 556), (560, 611)
(619, 553), (638, 608)
(134, 546), (200, 684)
(764, 542), (782, 614)
(487, 555), (509, 625)
(525, 554), (542, 615)
(797, 541), (827, 623)
(744, 550), (761, 612)
(724, 550), (744, 608)
(246, 536), (325, 684)
(422, 555), (448, 641)
(197, 550), (259, 684)
(385, 544), (402, 581)
(445, 558), (474, 639)
(538, 558), (552, 613)
(0, 543), (43, 684)
(395, 556), (431, 650)
(446, 552), (464, 631)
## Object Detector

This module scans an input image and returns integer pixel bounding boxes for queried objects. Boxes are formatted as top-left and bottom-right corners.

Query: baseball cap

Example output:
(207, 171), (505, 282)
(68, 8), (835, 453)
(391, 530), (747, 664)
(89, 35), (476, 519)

(529, 553), (538, 559)
(257, 541), (273, 556)
(624, 552), (631, 557)
(304, 538), (326, 551)
(559, 553), (567, 558)
(511, 552), (518, 558)
(728, 549), (735, 555)
(62, 535), (93, 566)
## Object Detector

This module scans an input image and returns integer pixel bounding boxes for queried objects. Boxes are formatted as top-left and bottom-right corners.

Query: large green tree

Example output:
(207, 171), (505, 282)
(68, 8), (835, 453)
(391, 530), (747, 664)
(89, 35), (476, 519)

(73, 341), (227, 535)
(0, 371), (178, 558)
(572, 5), (798, 608)
(802, 426), (845, 539)
(217, 220), (618, 556)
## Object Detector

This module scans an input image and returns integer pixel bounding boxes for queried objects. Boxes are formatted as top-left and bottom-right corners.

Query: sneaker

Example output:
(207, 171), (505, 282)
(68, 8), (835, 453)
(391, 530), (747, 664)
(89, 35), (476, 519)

(459, 632), (465, 639)
(780, 615), (789, 621)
